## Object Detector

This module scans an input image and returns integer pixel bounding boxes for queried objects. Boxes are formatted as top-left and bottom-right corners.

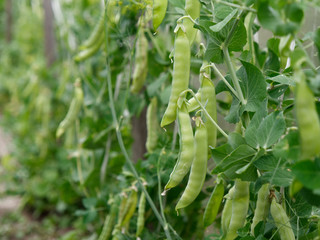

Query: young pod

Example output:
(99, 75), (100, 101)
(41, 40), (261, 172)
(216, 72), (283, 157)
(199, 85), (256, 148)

(131, 26), (148, 94)
(146, 98), (158, 153)
(224, 179), (250, 240)
(80, 8), (105, 50)
(165, 102), (195, 190)
(74, 32), (105, 62)
(200, 74), (217, 148)
(270, 198), (295, 240)
(161, 26), (190, 127)
(187, 91), (201, 112)
(98, 198), (119, 240)
(203, 181), (224, 228)
(183, 0), (200, 45)
(153, 0), (168, 30)
(295, 70), (320, 160)
(136, 192), (146, 237)
(251, 183), (270, 235)
(221, 186), (235, 235)
(121, 190), (138, 228)
(175, 119), (208, 210)
(56, 79), (83, 138)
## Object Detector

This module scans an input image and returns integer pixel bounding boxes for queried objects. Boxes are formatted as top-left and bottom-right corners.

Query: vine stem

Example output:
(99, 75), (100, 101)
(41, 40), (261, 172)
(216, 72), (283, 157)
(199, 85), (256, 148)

(213, 0), (257, 13)
(223, 47), (246, 105)
(180, 89), (229, 138)
(105, 60), (172, 240)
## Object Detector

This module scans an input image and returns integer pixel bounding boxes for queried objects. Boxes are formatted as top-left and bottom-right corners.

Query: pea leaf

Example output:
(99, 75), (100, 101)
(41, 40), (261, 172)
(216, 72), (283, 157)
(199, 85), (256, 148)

(292, 160), (320, 190)
(267, 75), (295, 86)
(256, 111), (286, 148)
(210, 9), (238, 32)
(237, 61), (268, 113)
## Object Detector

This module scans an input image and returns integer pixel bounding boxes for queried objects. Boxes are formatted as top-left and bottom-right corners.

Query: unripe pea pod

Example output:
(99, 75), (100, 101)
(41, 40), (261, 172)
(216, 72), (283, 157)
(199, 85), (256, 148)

(200, 72), (217, 148)
(270, 198), (295, 240)
(203, 181), (224, 228)
(136, 192), (146, 237)
(221, 186), (235, 235)
(161, 25), (190, 127)
(295, 69), (320, 160)
(183, 0), (201, 45)
(56, 78), (83, 138)
(79, 7), (105, 50)
(224, 179), (250, 240)
(74, 32), (105, 62)
(146, 97), (158, 153)
(98, 197), (119, 240)
(152, 0), (168, 30)
(121, 190), (138, 228)
(165, 102), (195, 190)
(131, 25), (148, 94)
(251, 183), (270, 235)
(175, 118), (208, 210)
(187, 91), (201, 112)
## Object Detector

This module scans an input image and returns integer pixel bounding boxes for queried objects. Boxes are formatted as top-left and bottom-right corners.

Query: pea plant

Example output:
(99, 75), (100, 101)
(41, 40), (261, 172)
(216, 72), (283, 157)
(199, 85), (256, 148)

(1, 0), (320, 239)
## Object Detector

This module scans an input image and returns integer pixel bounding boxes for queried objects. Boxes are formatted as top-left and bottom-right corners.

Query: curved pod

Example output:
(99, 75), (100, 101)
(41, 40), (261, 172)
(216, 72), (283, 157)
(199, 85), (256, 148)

(153, 0), (168, 30)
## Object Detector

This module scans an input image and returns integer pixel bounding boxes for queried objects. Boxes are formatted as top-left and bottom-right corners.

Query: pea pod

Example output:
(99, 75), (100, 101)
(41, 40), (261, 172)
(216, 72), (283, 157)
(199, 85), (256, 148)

(221, 186), (235, 235)
(200, 74), (217, 148)
(187, 91), (201, 112)
(131, 26), (148, 94)
(56, 79), (83, 138)
(270, 198), (295, 240)
(122, 190), (138, 228)
(251, 183), (270, 235)
(175, 119), (207, 210)
(161, 26), (190, 127)
(153, 0), (168, 30)
(295, 70), (320, 160)
(98, 197), (119, 240)
(224, 179), (250, 240)
(165, 102), (195, 190)
(183, 0), (200, 45)
(74, 32), (105, 62)
(146, 98), (158, 153)
(136, 192), (146, 237)
(203, 181), (224, 228)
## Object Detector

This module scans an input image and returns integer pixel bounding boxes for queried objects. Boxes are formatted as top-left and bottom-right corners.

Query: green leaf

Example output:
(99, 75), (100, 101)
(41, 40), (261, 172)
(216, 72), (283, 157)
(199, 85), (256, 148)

(212, 145), (256, 174)
(147, 73), (168, 97)
(228, 132), (247, 149)
(210, 9), (238, 32)
(256, 111), (286, 148)
(314, 28), (320, 61)
(267, 75), (295, 86)
(213, 3), (234, 20)
(245, 102), (268, 148)
(292, 161), (320, 190)
(273, 129), (300, 163)
(237, 61), (267, 113)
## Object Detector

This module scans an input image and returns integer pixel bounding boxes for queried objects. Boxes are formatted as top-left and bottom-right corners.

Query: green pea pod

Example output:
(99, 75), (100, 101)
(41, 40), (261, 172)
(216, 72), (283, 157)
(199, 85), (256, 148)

(146, 98), (158, 153)
(161, 26), (190, 127)
(80, 8), (105, 50)
(122, 190), (138, 228)
(224, 179), (250, 240)
(200, 74), (217, 148)
(183, 0), (200, 45)
(136, 192), (146, 237)
(295, 70), (320, 160)
(153, 0), (168, 30)
(74, 32), (105, 62)
(221, 186), (235, 235)
(187, 92), (201, 112)
(203, 181), (224, 228)
(131, 26), (148, 94)
(98, 197), (119, 240)
(56, 79), (83, 138)
(106, 0), (120, 26)
(175, 119), (207, 210)
(251, 183), (270, 235)
(270, 198), (295, 240)
(165, 102), (195, 190)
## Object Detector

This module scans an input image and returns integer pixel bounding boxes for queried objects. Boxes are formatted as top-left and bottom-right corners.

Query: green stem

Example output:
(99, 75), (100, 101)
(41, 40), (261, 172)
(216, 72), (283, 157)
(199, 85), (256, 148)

(146, 29), (166, 60)
(247, 13), (256, 66)
(223, 47), (246, 105)
(105, 60), (172, 240)
(209, 63), (239, 98)
(181, 89), (229, 138)
(295, 38), (317, 72)
(213, 0), (256, 13)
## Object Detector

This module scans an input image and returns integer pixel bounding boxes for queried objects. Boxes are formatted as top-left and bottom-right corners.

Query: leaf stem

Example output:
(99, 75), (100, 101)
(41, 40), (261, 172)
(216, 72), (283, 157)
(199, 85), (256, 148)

(213, 0), (256, 13)
(180, 89), (229, 138)
(223, 47), (246, 105)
